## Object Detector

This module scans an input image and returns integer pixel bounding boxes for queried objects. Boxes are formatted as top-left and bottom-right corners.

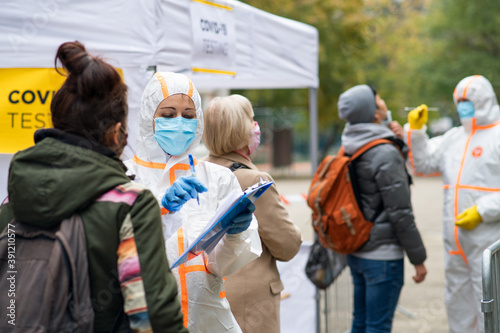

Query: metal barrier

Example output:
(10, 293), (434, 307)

(316, 269), (353, 333)
(482, 238), (500, 333)
(318, 266), (420, 333)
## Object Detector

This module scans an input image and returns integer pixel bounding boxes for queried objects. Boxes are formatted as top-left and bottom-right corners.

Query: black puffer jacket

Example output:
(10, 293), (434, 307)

(352, 140), (426, 265)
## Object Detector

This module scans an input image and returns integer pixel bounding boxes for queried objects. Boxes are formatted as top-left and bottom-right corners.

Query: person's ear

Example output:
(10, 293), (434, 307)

(111, 122), (122, 147)
(104, 122), (122, 149)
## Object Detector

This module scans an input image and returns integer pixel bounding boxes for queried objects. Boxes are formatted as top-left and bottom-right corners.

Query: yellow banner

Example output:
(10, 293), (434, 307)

(0, 68), (65, 154)
(0, 67), (124, 154)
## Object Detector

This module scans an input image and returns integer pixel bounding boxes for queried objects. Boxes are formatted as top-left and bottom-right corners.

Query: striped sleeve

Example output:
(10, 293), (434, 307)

(118, 213), (153, 333)
(103, 181), (186, 332)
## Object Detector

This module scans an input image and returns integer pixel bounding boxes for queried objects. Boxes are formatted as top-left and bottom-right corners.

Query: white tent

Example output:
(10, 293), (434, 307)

(0, 0), (319, 204)
(0, 2), (320, 329)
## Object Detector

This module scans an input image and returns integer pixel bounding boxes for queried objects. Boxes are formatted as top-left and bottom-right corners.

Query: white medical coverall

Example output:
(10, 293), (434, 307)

(404, 75), (500, 333)
(124, 72), (262, 333)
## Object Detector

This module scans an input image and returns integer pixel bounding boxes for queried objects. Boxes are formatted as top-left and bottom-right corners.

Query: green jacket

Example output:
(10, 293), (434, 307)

(0, 129), (187, 333)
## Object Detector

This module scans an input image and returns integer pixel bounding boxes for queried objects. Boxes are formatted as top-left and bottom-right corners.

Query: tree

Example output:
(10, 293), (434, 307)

(418, 0), (500, 112)
(237, 0), (376, 160)
(238, 0), (500, 160)
(353, 0), (431, 122)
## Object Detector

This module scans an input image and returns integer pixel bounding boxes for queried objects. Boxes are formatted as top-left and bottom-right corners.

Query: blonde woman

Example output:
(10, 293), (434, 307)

(125, 73), (262, 333)
(203, 94), (303, 333)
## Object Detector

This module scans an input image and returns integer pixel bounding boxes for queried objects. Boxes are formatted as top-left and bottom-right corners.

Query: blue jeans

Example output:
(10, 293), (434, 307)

(347, 255), (404, 333)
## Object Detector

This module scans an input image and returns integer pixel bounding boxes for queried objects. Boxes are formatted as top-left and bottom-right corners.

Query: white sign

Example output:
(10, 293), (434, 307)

(190, 0), (236, 76)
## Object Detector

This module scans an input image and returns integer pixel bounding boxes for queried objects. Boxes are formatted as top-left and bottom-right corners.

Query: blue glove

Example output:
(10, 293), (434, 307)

(161, 176), (207, 212)
(224, 201), (256, 235)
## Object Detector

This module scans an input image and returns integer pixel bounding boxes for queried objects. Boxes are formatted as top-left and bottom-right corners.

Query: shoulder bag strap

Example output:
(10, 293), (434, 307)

(228, 162), (250, 172)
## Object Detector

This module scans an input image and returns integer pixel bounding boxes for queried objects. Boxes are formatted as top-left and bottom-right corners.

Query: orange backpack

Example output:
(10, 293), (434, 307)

(307, 139), (396, 254)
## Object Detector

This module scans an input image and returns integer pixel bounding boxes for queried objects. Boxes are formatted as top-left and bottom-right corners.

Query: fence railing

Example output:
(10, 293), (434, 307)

(316, 269), (353, 333)
(482, 238), (500, 333)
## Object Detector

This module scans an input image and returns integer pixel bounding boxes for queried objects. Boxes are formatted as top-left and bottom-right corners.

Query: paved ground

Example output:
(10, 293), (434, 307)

(271, 174), (449, 333)
(0, 155), (451, 332)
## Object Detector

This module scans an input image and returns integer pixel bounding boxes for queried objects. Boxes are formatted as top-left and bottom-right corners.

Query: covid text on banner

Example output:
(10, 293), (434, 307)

(0, 68), (65, 154)
(1, 67), (124, 154)
(190, 0), (236, 76)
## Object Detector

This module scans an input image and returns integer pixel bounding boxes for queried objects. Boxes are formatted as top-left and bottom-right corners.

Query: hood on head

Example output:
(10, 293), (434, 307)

(134, 72), (203, 163)
(453, 75), (500, 127)
(338, 85), (376, 124)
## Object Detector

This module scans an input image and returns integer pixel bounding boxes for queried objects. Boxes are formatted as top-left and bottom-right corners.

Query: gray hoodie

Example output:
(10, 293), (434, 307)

(341, 123), (396, 155)
(338, 84), (376, 124)
(337, 86), (426, 264)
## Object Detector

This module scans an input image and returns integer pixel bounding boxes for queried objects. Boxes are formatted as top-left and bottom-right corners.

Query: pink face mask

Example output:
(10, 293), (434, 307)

(248, 121), (261, 155)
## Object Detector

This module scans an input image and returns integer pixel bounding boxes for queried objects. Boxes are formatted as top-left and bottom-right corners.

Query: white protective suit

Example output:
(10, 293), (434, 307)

(404, 75), (500, 333)
(124, 72), (262, 333)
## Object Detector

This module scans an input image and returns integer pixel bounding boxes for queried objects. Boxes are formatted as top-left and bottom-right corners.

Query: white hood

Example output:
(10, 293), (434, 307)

(453, 75), (500, 127)
(135, 71), (203, 170)
(127, 71), (204, 198)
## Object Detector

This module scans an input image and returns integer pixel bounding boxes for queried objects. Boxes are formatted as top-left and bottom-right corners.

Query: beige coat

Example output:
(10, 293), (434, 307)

(204, 152), (303, 333)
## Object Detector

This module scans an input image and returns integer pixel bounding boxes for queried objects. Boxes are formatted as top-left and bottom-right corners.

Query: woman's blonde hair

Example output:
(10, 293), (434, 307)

(203, 94), (254, 156)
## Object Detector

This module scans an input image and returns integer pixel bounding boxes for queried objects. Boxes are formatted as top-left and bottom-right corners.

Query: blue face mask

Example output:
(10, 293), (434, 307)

(457, 101), (475, 119)
(154, 117), (198, 156)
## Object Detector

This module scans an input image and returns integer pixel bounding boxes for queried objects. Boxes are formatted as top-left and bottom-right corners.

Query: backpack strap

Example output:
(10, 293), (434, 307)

(338, 146), (345, 156)
(228, 162), (250, 172)
(1, 219), (58, 240)
(343, 139), (403, 162)
(338, 140), (395, 159)
(318, 156), (336, 180)
(350, 139), (394, 160)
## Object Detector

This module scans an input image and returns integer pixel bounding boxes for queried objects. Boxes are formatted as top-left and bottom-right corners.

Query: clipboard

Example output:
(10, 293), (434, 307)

(170, 179), (273, 269)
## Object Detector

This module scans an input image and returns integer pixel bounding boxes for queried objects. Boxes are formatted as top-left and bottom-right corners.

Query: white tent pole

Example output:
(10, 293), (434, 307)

(308, 87), (322, 333)
(309, 87), (318, 172)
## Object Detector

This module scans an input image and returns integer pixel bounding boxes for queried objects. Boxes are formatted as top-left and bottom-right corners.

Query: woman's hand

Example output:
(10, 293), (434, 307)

(161, 175), (207, 212)
(223, 201), (256, 234)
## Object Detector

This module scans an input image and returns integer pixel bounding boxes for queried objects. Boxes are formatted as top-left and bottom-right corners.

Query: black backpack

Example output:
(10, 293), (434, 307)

(0, 214), (94, 332)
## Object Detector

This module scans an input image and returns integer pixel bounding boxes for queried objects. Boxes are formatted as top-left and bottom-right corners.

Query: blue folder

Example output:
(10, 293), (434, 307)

(170, 179), (273, 269)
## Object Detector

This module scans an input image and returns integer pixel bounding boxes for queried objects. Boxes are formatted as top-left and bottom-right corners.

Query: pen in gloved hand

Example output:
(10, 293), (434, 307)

(188, 154), (200, 205)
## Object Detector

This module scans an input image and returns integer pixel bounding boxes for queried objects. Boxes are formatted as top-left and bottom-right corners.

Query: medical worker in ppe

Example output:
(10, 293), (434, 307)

(125, 72), (262, 333)
(404, 75), (500, 333)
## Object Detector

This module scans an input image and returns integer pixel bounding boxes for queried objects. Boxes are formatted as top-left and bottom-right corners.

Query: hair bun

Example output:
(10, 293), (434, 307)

(56, 41), (92, 75)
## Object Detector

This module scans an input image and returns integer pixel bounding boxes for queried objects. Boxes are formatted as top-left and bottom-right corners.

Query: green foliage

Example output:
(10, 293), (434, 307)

(237, 0), (374, 114)
(352, 0), (432, 122)
(237, 0), (500, 158)
(237, 0), (376, 157)
(420, 0), (500, 105)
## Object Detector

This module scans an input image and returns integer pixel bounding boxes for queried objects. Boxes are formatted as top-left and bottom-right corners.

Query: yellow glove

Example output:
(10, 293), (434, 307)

(408, 104), (428, 129)
(455, 205), (482, 230)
